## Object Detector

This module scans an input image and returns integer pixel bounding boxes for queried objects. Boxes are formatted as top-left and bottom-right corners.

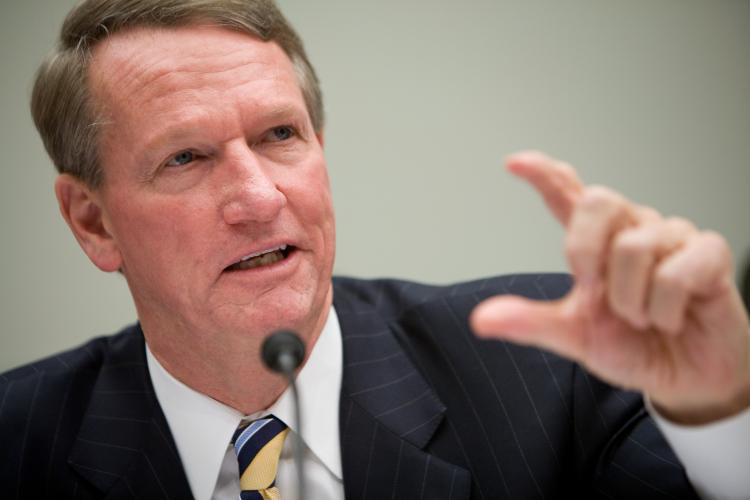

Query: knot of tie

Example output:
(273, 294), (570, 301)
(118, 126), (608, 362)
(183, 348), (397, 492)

(232, 415), (289, 500)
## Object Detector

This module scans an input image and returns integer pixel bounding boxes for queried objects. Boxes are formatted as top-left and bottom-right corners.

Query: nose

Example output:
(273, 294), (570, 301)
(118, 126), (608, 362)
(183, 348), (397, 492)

(220, 146), (286, 225)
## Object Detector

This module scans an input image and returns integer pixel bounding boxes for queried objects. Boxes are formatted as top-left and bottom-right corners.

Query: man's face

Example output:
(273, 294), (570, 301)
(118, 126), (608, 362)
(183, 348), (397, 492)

(86, 26), (335, 352)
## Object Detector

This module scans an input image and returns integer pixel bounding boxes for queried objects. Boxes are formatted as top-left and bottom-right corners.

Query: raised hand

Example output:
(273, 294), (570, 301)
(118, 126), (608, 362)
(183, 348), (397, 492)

(471, 151), (750, 424)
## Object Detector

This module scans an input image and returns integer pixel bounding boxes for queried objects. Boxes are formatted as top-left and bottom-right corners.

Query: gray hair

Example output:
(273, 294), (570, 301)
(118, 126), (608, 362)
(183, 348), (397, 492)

(30, 0), (324, 188)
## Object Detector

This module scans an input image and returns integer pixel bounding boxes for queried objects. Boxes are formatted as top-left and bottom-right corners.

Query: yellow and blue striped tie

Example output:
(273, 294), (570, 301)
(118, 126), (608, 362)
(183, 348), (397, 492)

(232, 415), (290, 500)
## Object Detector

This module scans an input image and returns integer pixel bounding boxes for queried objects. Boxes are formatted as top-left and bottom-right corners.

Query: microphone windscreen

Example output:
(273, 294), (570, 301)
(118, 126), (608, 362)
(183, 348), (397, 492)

(262, 330), (305, 373)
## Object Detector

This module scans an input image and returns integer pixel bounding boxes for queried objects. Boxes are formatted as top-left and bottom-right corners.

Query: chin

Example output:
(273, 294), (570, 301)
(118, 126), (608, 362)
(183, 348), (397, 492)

(226, 290), (328, 339)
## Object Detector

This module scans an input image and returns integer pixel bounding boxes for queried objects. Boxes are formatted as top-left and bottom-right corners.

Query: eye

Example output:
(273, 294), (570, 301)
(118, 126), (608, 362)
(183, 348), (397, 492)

(267, 125), (296, 142)
(165, 150), (195, 167)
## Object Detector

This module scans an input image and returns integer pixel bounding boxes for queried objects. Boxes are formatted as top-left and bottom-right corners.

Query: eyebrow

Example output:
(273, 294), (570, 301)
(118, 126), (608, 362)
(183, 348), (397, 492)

(137, 102), (309, 159)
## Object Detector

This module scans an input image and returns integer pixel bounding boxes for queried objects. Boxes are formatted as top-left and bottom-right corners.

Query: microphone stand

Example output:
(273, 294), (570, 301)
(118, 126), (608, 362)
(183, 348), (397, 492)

(263, 331), (307, 500)
(279, 351), (306, 500)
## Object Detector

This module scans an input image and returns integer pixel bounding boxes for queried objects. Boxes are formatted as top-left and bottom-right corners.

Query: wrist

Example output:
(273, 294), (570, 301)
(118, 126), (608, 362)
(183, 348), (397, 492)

(650, 381), (750, 426)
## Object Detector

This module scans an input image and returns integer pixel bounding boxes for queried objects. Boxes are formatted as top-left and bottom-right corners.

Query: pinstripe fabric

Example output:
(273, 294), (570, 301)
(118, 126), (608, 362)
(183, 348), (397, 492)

(0, 326), (193, 499)
(0, 274), (699, 499)
(333, 274), (699, 500)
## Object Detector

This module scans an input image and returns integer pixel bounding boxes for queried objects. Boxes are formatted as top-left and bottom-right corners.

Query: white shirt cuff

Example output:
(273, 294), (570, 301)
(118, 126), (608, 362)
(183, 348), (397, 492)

(647, 399), (750, 500)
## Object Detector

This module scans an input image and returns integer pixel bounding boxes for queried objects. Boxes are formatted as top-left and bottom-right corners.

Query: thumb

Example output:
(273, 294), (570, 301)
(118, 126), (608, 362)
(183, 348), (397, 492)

(470, 295), (583, 360)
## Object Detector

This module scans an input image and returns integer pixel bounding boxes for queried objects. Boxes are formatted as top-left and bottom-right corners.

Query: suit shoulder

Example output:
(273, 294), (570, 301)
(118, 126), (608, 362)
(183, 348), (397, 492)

(1, 323), (142, 385)
(0, 324), (144, 491)
(333, 273), (572, 317)
(0, 323), (145, 429)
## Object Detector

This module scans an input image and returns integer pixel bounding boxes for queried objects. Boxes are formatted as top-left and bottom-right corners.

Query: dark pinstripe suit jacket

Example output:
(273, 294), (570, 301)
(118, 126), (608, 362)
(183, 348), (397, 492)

(1, 274), (698, 499)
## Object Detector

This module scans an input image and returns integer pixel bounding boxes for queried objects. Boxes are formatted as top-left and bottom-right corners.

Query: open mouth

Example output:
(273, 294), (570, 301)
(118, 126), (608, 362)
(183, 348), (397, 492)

(225, 244), (294, 272)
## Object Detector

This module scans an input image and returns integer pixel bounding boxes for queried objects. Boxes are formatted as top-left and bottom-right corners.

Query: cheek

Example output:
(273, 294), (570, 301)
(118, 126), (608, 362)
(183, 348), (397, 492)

(304, 172), (336, 267)
(300, 173), (335, 246)
(294, 161), (334, 219)
(107, 197), (213, 273)
(283, 162), (336, 264)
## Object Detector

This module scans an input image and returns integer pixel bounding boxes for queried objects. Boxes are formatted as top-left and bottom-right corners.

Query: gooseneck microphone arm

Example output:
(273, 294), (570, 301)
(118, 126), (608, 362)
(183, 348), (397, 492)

(261, 330), (307, 500)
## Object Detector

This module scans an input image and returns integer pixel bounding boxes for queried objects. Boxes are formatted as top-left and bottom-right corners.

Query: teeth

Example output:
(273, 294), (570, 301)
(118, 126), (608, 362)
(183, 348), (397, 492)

(234, 250), (284, 270)
(228, 244), (290, 271)
(240, 244), (287, 262)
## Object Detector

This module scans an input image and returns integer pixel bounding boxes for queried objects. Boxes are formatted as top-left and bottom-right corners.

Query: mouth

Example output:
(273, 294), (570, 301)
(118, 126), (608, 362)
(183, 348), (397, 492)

(224, 244), (295, 272)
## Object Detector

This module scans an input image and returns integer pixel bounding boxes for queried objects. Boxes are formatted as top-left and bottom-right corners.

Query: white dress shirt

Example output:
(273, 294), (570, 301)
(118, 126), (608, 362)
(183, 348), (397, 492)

(147, 307), (344, 500)
(649, 400), (750, 500)
(147, 305), (750, 500)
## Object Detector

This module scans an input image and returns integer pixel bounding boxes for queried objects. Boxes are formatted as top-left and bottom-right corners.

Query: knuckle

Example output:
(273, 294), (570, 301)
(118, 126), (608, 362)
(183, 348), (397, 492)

(700, 230), (730, 254)
(634, 205), (662, 223)
(580, 185), (626, 213)
(654, 264), (687, 292)
(554, 160), (577, 179)
(698, 230), (733, 271)
(583, 184), (613, 201)
(565, 233), (595, 261)
(612, 229), (651, 258)
(664, 216), (696, 234)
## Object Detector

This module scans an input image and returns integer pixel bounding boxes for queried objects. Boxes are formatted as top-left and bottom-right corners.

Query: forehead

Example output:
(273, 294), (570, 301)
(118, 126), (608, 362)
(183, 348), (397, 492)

(88, 24), (301, 120)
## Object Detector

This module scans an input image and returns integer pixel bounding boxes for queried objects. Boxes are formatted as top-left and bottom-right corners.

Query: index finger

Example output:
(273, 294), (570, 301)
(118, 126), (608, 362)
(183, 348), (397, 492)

(506, 150), (585, 226)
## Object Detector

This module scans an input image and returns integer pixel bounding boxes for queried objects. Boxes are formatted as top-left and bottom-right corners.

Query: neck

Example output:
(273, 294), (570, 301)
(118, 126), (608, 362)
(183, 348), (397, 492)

(144, 293), (332, 415)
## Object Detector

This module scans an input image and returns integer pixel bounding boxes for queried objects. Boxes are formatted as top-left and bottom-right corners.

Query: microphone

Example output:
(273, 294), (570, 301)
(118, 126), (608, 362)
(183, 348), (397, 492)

(262, 330), (305, 374)
(261, 330), (307, 500)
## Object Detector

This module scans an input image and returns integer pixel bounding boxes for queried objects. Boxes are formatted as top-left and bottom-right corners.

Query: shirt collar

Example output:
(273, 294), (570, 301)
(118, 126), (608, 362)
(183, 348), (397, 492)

(146, 306), (343, 500)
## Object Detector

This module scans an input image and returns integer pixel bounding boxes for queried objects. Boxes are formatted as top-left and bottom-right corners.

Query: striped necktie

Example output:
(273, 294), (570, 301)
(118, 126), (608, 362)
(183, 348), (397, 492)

(232, 415), (290, 500)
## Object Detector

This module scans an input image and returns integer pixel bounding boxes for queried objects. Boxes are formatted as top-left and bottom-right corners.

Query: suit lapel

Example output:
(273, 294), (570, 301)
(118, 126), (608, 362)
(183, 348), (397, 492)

(335, 281), (470, 499)
(66, 283), (471, 499)
(67, 325), (194, 499)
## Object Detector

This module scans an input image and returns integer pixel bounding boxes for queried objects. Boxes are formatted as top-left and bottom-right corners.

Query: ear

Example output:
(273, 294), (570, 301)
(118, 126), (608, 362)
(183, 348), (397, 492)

(315, 130), (325, 148)
(55, 174), (122, 272)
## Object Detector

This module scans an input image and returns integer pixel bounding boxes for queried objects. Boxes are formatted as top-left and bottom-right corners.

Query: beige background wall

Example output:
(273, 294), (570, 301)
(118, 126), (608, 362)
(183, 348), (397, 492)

(1, 0), (749, 372)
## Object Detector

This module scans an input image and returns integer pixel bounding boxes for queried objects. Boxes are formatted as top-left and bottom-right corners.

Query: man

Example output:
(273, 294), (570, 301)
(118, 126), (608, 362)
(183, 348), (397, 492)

(1, 0), (749, 499)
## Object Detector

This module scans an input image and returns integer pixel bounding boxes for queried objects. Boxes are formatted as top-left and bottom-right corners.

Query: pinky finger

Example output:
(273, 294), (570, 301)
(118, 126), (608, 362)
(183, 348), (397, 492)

(648, 231), (733, 335)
